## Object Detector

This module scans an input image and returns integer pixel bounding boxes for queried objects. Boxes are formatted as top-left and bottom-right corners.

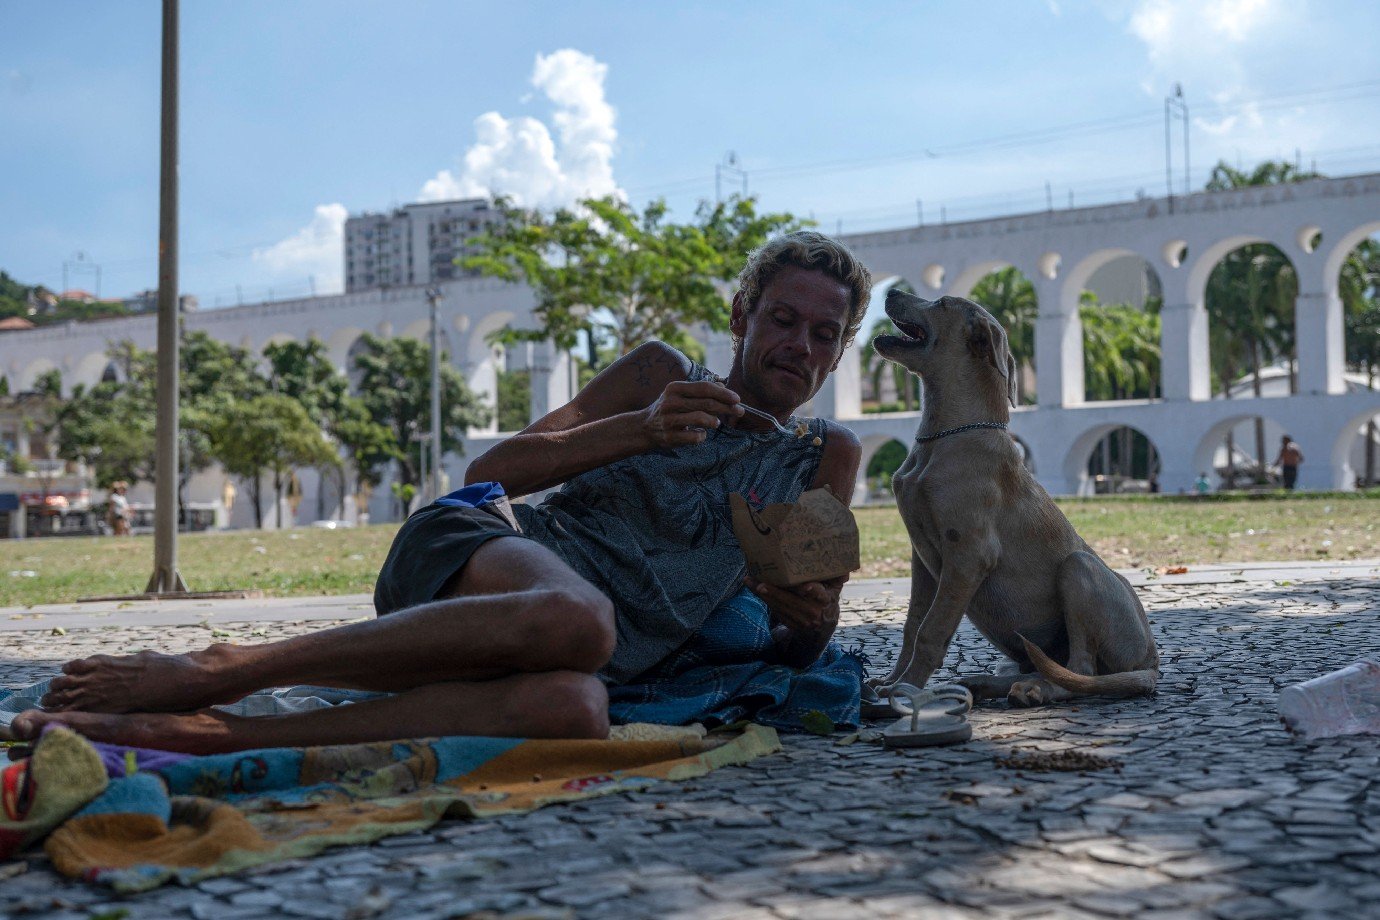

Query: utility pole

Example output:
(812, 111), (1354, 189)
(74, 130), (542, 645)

(62, 252), (102, 299)
(715, 151), (748, 204)
(1165, 83), (1189, 211)
(425, 286), (443, 504)
(146, 0), (188, 594)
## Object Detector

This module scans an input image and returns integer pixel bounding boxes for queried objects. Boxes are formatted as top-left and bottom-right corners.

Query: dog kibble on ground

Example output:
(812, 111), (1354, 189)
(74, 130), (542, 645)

(2, 569), (1379, 919)
(994, 750), (1123, 773)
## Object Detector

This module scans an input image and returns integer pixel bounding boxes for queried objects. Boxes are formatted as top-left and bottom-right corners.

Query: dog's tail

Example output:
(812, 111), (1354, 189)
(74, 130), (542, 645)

(1018, 635), (1158, 698)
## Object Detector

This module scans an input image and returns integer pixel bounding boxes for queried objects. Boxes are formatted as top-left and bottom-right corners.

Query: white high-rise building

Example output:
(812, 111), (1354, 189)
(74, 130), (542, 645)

(343, 198), (496, 292)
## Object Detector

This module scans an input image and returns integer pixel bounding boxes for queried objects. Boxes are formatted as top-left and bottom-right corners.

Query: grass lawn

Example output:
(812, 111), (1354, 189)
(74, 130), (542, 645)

(3, 494), (1378, 607)
(856, 494), (1380, 579)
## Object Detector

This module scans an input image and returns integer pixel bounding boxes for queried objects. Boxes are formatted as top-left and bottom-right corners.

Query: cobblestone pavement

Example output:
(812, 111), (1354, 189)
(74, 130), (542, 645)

(2, 574), (1378, 919)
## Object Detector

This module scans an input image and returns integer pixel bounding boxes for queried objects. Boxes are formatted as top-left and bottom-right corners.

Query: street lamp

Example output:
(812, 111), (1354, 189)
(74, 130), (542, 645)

(425, 286), (443, 504)
(146, 0), (187, 594)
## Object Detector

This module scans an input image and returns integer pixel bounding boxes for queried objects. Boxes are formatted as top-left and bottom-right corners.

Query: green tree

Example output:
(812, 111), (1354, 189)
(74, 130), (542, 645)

(969, 267), (1037, 404)
(57, 333), (266, 505)
(349, 334), (490, 491)
(1202, 160), (1319, 481)
(32, 369), (62, 399)
(208, 394), (338, 529)
(57, 342), (157, 488)
(1080, 299), (1161, 402)
(1341, 238), (1380, 484)
(1204, 161), (1321, 191)
(463, 195), (805, 367)
(1079, 295), (1161, 483)
(496, 368), (532, 432)
(262, 337), (396, 518)
(181, 331), (269, 504)
(860, 316), (918, 412)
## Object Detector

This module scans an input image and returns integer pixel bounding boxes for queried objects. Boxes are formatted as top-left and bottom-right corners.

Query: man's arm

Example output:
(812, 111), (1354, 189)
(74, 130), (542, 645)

(465, 341), (743, 498)
(751, 421), (863, 668)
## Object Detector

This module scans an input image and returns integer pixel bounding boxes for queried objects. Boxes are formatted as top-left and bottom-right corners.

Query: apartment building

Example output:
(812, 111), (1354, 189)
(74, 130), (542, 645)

(343, 198), (495, 292)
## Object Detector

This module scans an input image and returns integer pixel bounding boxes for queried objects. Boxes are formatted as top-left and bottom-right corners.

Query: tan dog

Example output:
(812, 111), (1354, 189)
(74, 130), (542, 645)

(871, 290), (1158, 706)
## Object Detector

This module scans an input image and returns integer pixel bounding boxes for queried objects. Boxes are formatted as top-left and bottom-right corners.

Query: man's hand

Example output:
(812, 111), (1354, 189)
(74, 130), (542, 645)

(749, 576), (845, 636)
(639, 381), (743, 448)
(750, 575), (846, 669)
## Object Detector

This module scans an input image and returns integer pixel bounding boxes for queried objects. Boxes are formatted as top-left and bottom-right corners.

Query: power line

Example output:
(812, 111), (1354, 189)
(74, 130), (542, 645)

(627, 78), (1380, 199)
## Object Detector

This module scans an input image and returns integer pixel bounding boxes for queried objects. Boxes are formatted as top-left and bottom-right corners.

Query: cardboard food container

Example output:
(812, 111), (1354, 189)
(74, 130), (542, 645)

(730, 487), (861, 587)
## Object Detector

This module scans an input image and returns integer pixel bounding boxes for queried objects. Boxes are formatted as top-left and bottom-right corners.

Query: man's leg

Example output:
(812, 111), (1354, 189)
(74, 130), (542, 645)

(39, 537), (615, 715)
(11, 670), (609, 753)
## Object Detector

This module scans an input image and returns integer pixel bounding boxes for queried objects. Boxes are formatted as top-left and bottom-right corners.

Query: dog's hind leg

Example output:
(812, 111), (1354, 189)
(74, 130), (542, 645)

(1011, 550), (1158, 705)
(958, 657), (1036, 700)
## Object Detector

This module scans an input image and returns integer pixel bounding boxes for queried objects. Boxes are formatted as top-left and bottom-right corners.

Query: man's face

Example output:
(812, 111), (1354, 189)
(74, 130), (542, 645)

(730, 265), (852, 411)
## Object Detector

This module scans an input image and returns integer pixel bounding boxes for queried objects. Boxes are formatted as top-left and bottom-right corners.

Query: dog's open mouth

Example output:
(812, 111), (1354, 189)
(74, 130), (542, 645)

(893, 319), (928, 346)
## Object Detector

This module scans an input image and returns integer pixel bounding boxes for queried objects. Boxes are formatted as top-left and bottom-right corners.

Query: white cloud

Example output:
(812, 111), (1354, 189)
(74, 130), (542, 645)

(1128, 0), (1283, 98)
(419, 49), (620, 208)
(256, 49), (616, 296)
(1124, 0), (1340, 174)
(252, 203), (347, 293)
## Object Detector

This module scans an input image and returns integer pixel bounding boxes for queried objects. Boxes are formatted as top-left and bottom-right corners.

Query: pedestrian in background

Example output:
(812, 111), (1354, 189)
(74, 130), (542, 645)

(1274, 435), (1305, 490)
(106, 481), (131, 535)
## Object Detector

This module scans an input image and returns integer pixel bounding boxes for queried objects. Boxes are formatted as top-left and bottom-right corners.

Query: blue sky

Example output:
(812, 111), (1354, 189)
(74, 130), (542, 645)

(3, 0), (1379, 309)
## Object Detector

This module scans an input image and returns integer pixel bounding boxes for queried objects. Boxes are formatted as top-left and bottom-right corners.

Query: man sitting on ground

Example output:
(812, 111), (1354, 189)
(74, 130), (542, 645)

(9, 231), (871, 753)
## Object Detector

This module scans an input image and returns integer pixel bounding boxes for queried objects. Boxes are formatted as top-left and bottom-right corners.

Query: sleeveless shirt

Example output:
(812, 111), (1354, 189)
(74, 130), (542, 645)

(512, 359), (827, 683)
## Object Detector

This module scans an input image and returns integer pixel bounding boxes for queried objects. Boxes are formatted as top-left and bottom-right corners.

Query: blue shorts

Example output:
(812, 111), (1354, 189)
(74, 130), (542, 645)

(372, 483), (527, 616)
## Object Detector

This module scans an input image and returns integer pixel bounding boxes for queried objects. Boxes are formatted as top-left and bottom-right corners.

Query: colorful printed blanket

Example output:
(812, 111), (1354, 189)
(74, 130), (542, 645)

(0, 723), (779, 892)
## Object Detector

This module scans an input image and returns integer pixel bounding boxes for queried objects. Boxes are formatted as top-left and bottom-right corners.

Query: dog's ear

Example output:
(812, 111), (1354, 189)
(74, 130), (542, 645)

(968, 311), (1017, 407)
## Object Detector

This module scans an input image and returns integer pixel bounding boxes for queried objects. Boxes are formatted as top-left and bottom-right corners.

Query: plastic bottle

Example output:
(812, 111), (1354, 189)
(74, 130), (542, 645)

(1278, 659), (1380, 740)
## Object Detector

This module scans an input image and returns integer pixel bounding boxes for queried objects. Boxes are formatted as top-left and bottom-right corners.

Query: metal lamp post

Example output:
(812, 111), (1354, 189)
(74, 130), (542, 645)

(425, 286), (443, 504)
(146, 0), (188, 594)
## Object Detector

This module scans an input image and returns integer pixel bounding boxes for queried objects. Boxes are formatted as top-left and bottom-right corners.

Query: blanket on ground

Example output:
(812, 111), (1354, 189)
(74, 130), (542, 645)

(0, 589), (863, 734)
(0, 724), (779, 892)
(607, 588), (864, 731)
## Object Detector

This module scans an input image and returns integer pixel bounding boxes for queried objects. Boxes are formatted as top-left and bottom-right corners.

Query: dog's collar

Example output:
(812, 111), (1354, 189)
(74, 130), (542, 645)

(915, 421), (1009, 443)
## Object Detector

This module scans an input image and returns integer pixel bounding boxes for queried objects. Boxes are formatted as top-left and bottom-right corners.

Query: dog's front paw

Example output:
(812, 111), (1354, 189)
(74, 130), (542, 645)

(1008, 678), (1054, 707)
(865, 674), (905, 696)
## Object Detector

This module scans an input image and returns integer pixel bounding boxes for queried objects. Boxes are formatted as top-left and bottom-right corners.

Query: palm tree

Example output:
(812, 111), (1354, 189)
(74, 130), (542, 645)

(970, 267), (1037, 403)
(860, 316), (918, 411)
(1205, 161), (1321, 191)
(1342, 239), (1380, 484)
(1205, 242), (1297, 478)
(1202, 160), (1318, 484)
(1081, 299), (1162, 482)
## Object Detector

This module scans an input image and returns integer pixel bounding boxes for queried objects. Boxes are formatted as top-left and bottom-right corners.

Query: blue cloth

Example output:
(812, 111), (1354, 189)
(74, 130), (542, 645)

(435, 481), (507, 509)
(607, 588), (863, 732)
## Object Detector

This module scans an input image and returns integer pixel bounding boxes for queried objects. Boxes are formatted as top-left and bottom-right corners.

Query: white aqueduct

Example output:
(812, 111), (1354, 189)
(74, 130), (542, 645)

(2, 173), (1378, 525)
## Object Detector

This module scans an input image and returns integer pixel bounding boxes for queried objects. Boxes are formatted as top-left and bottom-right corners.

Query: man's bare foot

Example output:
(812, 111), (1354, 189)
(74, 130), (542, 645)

(39, 645), (242, 714)
(8, 707), (245, 755)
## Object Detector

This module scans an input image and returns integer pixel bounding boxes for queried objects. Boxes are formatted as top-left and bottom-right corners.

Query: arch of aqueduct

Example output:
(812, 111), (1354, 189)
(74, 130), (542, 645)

(3, 172), (1378, 523)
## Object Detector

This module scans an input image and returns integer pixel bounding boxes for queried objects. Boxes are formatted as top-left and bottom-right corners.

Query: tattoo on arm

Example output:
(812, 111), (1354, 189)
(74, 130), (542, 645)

(632, 352), (656, 387)
(631, 347), (685, 388)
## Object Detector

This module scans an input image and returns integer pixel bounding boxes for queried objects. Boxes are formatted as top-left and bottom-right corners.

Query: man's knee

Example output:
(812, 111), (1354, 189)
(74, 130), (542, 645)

(533, 586), (616, 672)
(544, 671), (609, 739)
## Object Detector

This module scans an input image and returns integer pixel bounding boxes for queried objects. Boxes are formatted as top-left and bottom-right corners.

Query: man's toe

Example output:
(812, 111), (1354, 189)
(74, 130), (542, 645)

(9, 710), (45, 740)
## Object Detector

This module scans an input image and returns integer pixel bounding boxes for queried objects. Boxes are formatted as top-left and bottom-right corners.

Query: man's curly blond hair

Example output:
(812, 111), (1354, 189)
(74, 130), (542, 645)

(735, 230), (873, 352)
